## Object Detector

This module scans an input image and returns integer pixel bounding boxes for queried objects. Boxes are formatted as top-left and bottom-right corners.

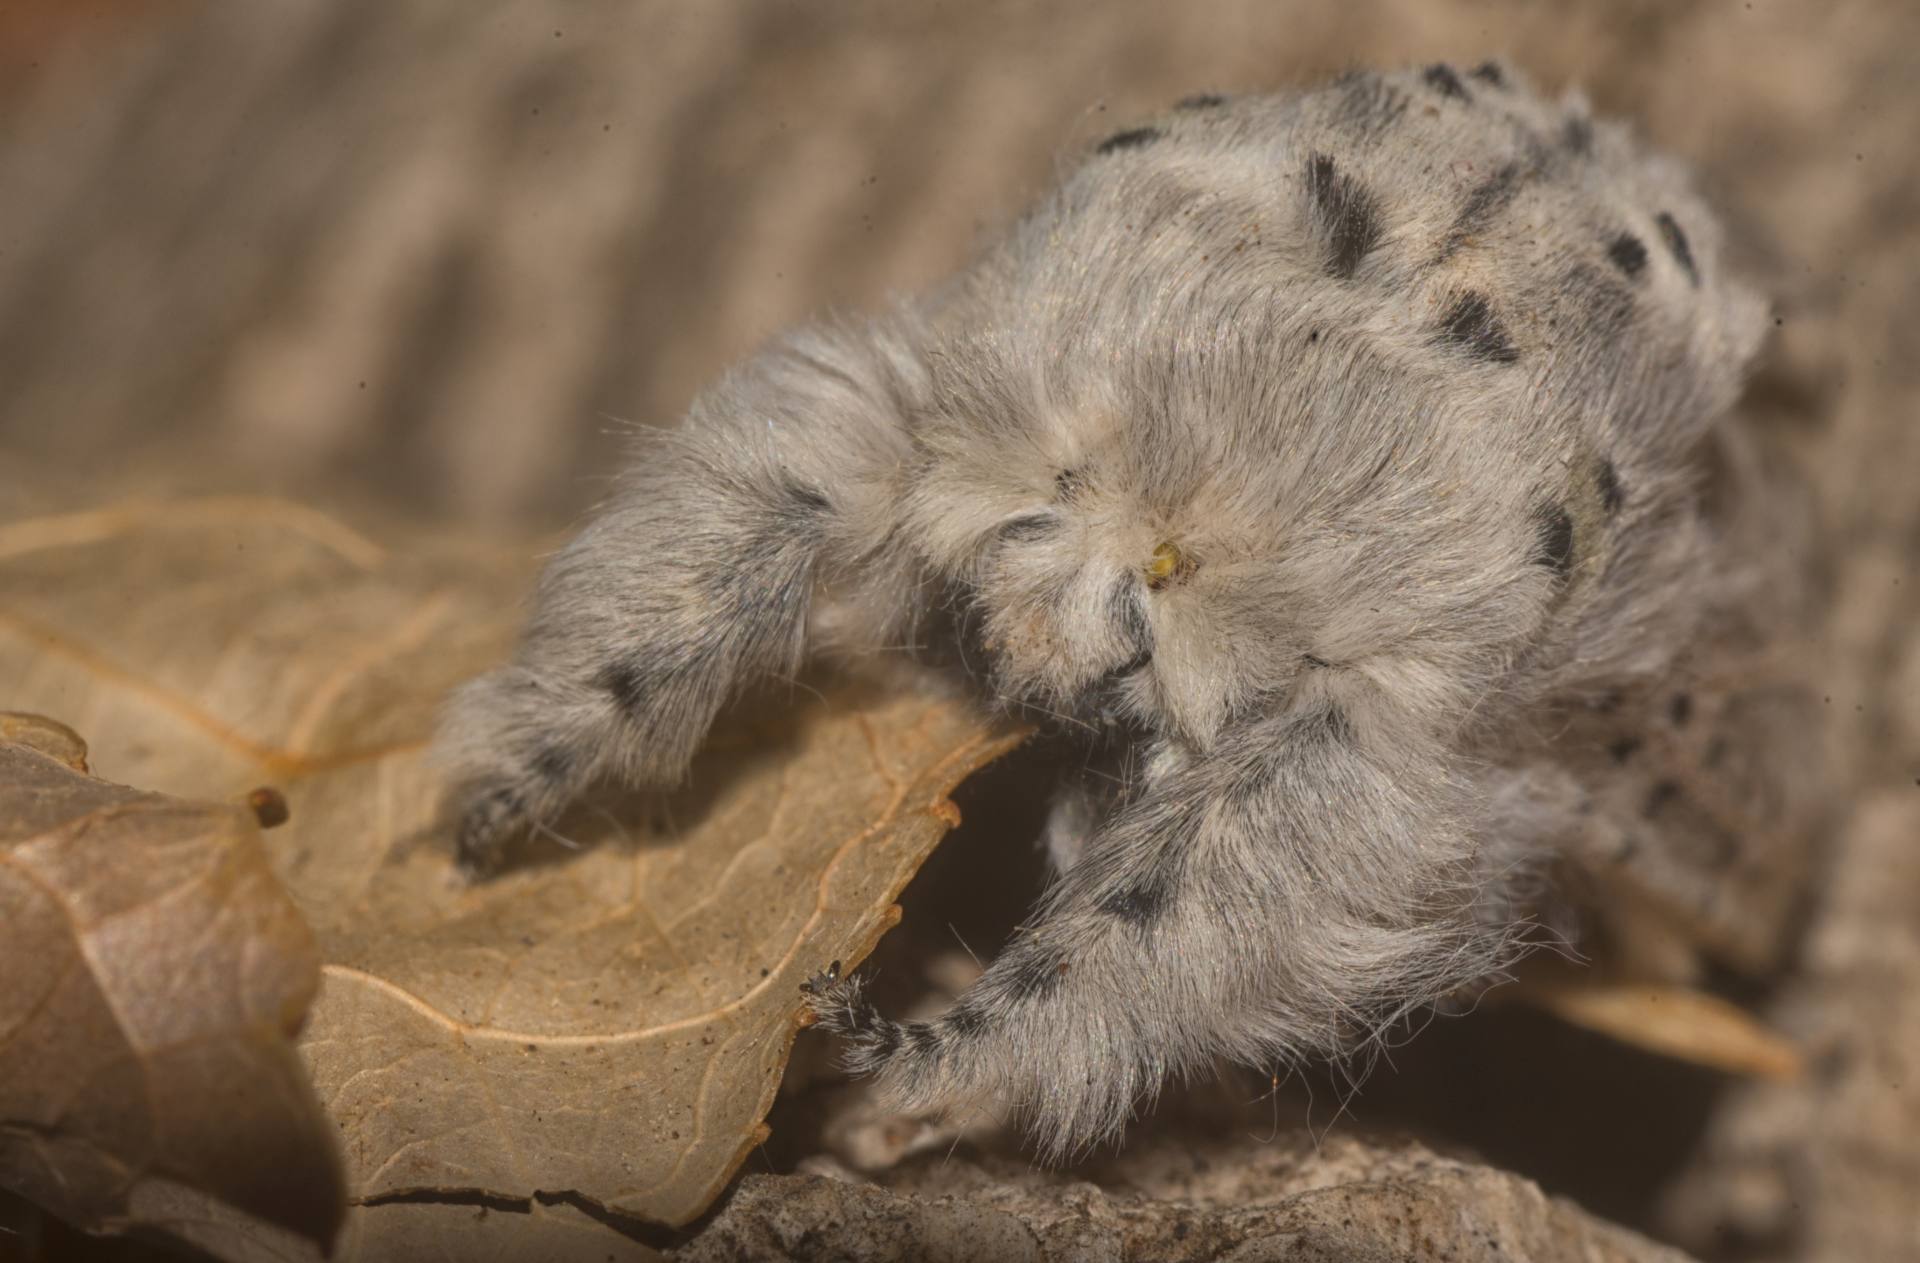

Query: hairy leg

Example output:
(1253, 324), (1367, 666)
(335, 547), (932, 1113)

(811, 686), (1519, 1160)
(434, 321), (923, 871)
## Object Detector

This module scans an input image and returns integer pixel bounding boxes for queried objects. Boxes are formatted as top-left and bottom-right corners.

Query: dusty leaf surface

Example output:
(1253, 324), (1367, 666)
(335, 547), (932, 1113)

(0, 713), (343, 1251)
(0, 499), (1019, 1256)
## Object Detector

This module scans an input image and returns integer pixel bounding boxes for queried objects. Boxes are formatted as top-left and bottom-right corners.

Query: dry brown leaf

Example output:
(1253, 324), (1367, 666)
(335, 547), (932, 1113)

(0, 711), (88, 771)
(0, 714), (344, 1251)
(115, 1182), (664, 1263)
(1512, 974), (1804, 1082)
(0, 497), (1019, 1257)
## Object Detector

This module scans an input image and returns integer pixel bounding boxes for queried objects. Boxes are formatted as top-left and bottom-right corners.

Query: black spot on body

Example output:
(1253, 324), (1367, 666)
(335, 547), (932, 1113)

(1655, 211), (1700, 285)
(1608, 233), (1649, 278)
(1423, 63), (1471, 100)
(903, 1022), (940, 1057)
(716, 488), (827, 626)
(864, 1019), (902, 1058)
(999, 513), (1060, 543)
(1644, 780), (1681, 818)
(1598, 458), (1625, 514)
(600, 659), (661, 717)
(1055, 468), (1087, 501)
(1110, 581), (1153, 664)
(944, 1001), (990, 1039)
(1098, 874), (1173, 929)
(1469, 61), (1507, 87)
(1436, 292), (1520, 363)
(1000, 940), (1069, 1001)
(1610, 736), (1643, 764)
(1175, 93), (1227, 110)
(1222, 758), (1280, 816)
(531, 742), (575, 784)
(1097, 126), (1163, 155)
(1670, 693), (1693, 727)
(783, 482), (831, 517)
(1334, 72), (1410, 135)
(1532, 503), (1576, 577)
(1441, 162), (1523, 257)
(1562, 115), (1593, 154)
(1304, 152), (1384, 279)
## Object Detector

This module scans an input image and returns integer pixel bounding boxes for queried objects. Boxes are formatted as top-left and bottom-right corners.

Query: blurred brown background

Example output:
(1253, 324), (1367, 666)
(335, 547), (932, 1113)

(1, 2), (1915, 1260)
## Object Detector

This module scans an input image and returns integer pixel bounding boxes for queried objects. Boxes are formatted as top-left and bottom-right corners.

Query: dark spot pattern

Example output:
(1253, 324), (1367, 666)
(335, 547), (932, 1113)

(1644, 781), (1681, 818)
(1423, 63), (1471, 100)
(1436, 292), (1520, 363)
(1598, 458), (1625, 514)
(1655, 211), (1700, 285)
(1304, 152), (1384, 279)
(1609, 736), (1643, 764)
(944, 1001), (990, 1038)
(1110, 580), (1153, 662)
(1334, 72), (1410, 135)
(1607, 233), (1649, 278)
(903, 1022), (940, 1057)
(1097, 126), (1163, 155)
(999, 513), (1060, 543)
(1098, 873), (1175, 929)
(600, 658), (661, 717)
(783, 482), (831, 517)
(531, 742), (575, 784)
(1055, 468), (1087, 501)
(1175, 93), (1227, 110)
(1441, 162), (1523, 257)
(716, 484), (830, 623)
(1000, 940), (1070, 1001)
(1469, 61), (1507, 87)
(1532, 503), (1576, 577)
(1562, 115), (1593, 154)
(1670, 693), (1693, 727)
(864, 1019), (903, 1058)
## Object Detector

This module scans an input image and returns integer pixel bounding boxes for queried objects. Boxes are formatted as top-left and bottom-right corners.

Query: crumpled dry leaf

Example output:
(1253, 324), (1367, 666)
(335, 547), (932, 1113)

(0, 712), (343, 1251)
(0, 498), (1019, 1258)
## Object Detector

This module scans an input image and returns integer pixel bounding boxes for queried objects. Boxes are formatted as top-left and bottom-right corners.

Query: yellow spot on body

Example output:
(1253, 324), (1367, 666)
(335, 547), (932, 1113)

(1145, 541), (1184, 588)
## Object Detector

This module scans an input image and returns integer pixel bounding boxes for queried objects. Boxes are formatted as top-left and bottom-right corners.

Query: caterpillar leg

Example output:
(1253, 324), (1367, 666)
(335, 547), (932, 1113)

(810, 695), (1517, 1161)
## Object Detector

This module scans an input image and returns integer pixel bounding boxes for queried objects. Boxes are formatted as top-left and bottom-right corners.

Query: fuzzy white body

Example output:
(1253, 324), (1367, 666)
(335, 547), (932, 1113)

(435, 63), (1775, 1159)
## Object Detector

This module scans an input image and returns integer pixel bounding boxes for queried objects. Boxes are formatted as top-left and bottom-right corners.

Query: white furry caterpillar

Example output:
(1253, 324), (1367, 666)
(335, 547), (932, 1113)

(436, 61), (1782, 1161)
